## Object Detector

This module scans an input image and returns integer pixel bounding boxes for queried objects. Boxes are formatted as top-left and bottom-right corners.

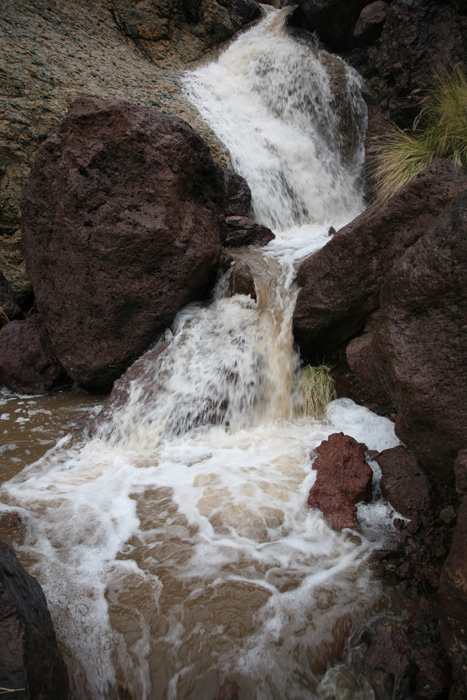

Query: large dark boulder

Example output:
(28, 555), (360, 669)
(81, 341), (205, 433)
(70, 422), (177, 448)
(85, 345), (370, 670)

(0, 541), (69, 699)
(373, 191), (467, 482)
(439, 497), (467, 698)
(308, 432), (373, 530)
(375, 446), (433, 522)
(293, 159), (467, 360)
(21, 97), (229, 391)
(0, 315), (68, 395)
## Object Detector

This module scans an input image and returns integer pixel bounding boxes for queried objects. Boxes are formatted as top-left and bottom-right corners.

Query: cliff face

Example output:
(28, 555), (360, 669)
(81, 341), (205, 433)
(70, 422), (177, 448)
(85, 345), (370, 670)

(0, 0), (260, 301)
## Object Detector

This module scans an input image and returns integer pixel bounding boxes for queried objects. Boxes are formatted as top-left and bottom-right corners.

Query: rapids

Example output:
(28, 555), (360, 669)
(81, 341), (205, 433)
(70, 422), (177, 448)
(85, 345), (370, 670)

(1, 7), (401, 700)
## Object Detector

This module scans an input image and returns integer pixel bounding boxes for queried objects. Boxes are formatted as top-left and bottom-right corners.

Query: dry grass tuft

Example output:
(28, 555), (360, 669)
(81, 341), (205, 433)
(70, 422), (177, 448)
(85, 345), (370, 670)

(373, 65), (467, 202)
(301, 365), (336, 419)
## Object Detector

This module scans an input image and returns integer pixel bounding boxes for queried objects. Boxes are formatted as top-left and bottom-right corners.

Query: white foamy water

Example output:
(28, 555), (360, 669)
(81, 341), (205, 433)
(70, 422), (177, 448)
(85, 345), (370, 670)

(183, 6), (367, 232)
(1, 8), (400, 700)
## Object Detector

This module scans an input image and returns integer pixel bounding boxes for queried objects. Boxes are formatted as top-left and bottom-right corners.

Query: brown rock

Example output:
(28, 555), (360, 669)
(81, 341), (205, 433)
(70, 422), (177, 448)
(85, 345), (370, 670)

(293, 159), (467, 360)
(308, 432), (373, 530)
(365, 621), (412, 678)
(439, 497), (467, 696)
(374, 0), (467, 126)
(0, 315), (68, 395)
(373, 191), (467, 481)
(223, 262), (257, 301)
(110, 0), (261, 63)
(0, 271), (22, 326)
(375, 446), (433, 521)
(1, 0), (257, 301)
(0, 541), (69, 699)
(223, 169), (251, 217)
(454, 449), (467, 497)
(21, 97), (226, 391)
(354, 1), (388, 46)
(345, 320), (391, 410)
(353, 0), (389, 45)
(223, 216), (275, 248)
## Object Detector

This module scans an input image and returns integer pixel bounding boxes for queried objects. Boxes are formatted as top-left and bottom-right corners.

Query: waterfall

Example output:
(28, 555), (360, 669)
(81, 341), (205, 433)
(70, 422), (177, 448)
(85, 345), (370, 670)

(1, 9), (401, 700)
(183, 6), (367, 232)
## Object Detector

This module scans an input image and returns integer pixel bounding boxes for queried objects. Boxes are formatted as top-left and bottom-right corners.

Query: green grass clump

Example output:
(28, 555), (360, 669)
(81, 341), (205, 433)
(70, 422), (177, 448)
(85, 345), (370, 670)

(301, 365), (336, 419)
(374, 65), (467, 202)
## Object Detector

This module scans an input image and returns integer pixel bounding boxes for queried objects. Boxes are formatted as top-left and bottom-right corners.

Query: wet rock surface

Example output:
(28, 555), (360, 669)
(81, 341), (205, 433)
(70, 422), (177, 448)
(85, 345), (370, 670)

(439, 497), (467, 698)
(0, 541), (69, 699)
(0, 0), (259, 300)
(21, 97), (231, 391)
(373, 191), (467, 482)
(223, 216), (275, 247)
(375, 446), (433, 522)
(347, 596), (451, 700)
(372, 0), (467, 126)
(293, 159), (467, 359)
(0, 315), (68, 395)
(0, 272), (22, 326)
(223, 261), (257, 301)
(353, 1), (388, 46)
(308, 432), (373, 530)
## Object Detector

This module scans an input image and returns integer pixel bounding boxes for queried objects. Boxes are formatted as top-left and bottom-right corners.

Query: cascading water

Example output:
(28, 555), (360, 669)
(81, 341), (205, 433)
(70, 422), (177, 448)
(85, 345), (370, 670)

(1, 8), (400, 700)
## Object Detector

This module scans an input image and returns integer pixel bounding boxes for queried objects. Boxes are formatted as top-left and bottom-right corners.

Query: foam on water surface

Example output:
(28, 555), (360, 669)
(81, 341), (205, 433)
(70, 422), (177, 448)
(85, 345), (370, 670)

(0, 8), (399, 699)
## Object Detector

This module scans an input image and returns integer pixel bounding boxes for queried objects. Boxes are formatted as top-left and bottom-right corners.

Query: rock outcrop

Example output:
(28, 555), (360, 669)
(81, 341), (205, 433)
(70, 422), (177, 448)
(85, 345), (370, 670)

(223, 261), (257, 301)
(223, 217), (275, 247)
(0, 316), (68, 395)
(0, 541), (69, 699)
(0, 0), (260, 301)
(439, 497), (467, 698)
(372, 0), (467, 126)
(0, 272), (22, 326)
(291, 0), (371, 52)
(373, 191), (467, 482)
(293, 159), (467, 359)
(375, 446), (433, 522)
(308, 432), (373, 530)
(21, 97), (230, 391)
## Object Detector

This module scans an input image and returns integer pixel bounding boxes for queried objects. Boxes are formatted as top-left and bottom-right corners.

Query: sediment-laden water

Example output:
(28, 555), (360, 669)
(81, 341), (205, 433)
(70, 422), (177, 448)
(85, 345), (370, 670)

(0, 8), (401, 699)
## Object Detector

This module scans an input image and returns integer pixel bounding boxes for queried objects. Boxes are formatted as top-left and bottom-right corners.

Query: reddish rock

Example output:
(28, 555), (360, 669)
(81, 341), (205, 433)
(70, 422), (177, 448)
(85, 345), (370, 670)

(223, 216), (275, 248)
(375, 446), (433, 521)
(373, 191), (467, 481)
(0, 315), (68, 394)
(0, 271), (22, 326)
(362, 600), (451, 700)
(21, 97), (228, 391)
(439, 497), (467, 697)
(374, 0), (467, 126)
(293, 159), (467, 360)
(354, 1), (388, 46)
(0, 541), (69, 699)
(223, 170), (251, 217)
(223, 261), (256, 301)
(345, 320), (391, 410)
(308, 433), (373, 530)
(365, 621), (412, 679)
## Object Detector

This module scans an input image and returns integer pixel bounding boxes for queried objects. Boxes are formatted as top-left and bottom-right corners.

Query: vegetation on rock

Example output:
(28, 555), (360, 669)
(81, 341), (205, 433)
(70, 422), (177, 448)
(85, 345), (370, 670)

(301, 364), (336, 419)
(374, 65), (467, 202)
